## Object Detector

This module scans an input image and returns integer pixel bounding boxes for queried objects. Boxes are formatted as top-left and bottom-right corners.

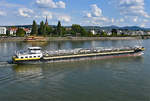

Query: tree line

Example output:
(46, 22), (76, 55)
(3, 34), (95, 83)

(14, 20), (130, 37)
(29, 20), (93, 37)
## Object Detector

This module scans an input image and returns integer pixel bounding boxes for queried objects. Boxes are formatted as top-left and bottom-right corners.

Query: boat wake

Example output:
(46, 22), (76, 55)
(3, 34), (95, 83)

(0, 61), (15, 67)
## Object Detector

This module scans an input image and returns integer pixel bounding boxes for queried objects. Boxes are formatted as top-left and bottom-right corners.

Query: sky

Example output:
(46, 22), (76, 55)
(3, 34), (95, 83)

(0, 0), (150, 27)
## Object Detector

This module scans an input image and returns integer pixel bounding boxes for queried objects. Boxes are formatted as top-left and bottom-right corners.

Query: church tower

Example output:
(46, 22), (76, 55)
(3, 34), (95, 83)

(45, 16), (48, 26)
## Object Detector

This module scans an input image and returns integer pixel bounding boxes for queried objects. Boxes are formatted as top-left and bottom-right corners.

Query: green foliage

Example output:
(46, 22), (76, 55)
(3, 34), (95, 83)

(100, 31), (107, 37)
(52, 29), (58, 36)
(87, 31), (94, 37)
(45, 25), (53, 35)
(52, 21), (68, 36)
(56, 21), (62, 36)
(80, 28), (88, 36)
(61, 26), (67, 36)
(71, 24), (81, 33)
(30, 20), (136, 38)
(16, 28), (25, 37)
(71, 24), (88, 36)
(38, 21), (45, 35)
(6, 30), (10, 36)
(38, 20), (53, 36)
(31, 20), (38, 35)
(111, 29), (117, 36)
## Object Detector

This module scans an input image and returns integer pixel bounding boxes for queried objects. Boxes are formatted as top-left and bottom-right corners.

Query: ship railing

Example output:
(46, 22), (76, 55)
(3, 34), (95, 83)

(15, 50), (34, 56)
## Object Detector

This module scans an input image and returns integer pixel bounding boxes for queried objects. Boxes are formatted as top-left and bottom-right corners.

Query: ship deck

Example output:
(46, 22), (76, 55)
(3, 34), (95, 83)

(43, 50), (136, 60)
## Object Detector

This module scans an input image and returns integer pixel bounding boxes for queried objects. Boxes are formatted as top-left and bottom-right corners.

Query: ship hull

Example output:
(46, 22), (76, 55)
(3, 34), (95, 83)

(13, 51), (144, 64)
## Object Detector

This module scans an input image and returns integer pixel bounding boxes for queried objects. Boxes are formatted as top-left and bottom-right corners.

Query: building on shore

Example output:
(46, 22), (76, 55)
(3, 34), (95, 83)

(99, 29), (148, 36)
(8, 27), (31, 36)
(90, 30), (97, 35)
(103, 30), (112, 36)
(23, 28), (31, 35)
(147, 31), (150, 35)
(9, 28), (18, 35)
(0, 27), (7, 35)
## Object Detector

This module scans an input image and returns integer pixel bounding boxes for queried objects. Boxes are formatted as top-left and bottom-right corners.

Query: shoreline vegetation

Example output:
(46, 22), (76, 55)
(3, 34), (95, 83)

(0, 36), (149, 42)
(1, 20), (150, 42)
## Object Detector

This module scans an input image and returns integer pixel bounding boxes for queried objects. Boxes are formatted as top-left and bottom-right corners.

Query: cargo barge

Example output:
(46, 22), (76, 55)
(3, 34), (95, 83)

(12, 46), (145, 64)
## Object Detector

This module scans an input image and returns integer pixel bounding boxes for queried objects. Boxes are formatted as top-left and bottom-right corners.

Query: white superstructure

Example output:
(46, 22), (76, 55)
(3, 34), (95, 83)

(15, 47), (43, 60)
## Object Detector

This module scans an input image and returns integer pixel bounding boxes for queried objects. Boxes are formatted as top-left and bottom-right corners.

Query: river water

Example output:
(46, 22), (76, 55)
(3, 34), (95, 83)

(0, 39), (150, 101)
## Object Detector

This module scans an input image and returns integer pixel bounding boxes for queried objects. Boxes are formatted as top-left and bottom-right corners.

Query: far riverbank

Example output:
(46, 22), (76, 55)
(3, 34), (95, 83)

(0, 36), (149, 42)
